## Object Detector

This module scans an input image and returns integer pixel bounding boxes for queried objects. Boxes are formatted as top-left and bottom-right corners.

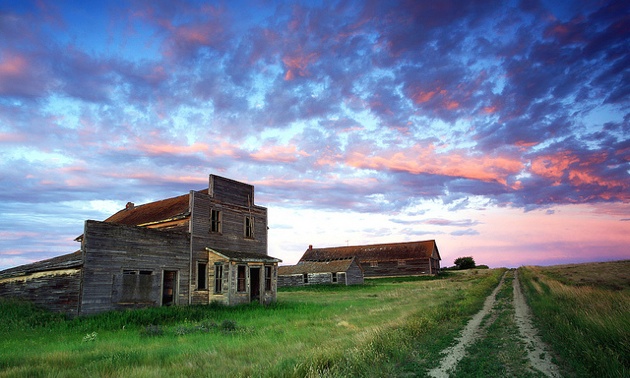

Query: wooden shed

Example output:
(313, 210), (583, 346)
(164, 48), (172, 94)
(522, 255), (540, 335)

(277, 257), (364, 287)
(0, 174), (282, 316)
(299, 240), (441, 277)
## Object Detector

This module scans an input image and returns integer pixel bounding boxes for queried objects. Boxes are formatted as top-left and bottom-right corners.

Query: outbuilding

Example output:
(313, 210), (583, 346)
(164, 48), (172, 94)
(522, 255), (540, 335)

(278, 257), (364, 287)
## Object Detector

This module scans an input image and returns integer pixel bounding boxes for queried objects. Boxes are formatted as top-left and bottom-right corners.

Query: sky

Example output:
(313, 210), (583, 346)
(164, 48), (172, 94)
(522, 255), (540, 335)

(0, 0), (628, 271)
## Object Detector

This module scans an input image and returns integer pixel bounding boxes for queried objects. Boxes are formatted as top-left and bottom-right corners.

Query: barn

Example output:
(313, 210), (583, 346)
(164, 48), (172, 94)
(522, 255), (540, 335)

(0, 174), (282, 316)
(299, 240), (441, 277)
(278, 257), (364, 287)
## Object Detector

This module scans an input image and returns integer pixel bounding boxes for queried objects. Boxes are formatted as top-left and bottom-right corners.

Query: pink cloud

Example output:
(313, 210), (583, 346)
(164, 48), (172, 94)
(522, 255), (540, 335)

(345, 144), (523, 185)
(282, 51), (319, 80)
(250, 144), (310, 163)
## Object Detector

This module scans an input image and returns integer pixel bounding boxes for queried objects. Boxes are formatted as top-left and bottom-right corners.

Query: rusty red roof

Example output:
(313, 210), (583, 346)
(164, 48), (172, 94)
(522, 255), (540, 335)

(104, 191), (203, 226)
(300, 240), (440, 262)
(279, 258), (359, 275)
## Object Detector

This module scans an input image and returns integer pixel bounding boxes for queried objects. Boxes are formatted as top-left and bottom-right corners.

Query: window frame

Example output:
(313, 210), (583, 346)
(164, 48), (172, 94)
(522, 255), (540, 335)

(244, 216), (254, 239)
(210, 209), (222, 233)
(237, 265), (247, 292)
(214, 264), (223, 294)
(264, 265), (272, 291)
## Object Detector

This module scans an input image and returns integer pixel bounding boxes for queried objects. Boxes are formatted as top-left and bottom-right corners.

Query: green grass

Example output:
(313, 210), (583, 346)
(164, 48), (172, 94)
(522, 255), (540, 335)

(520, 263), (630, 378)
(452, 270), (545, 378)
(0, 269), (504, 377)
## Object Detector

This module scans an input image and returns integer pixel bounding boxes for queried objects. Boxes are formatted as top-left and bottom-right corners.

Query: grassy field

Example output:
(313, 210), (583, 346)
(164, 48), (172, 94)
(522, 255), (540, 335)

(0, 269), (504, 377)
(519, 260), (630, 378)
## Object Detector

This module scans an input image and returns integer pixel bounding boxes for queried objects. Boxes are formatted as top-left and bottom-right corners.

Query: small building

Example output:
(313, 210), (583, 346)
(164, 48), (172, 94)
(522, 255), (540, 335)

(278, 257), (364, 287)
(299, 240), (441, 278)
(0, 174), (281, 316)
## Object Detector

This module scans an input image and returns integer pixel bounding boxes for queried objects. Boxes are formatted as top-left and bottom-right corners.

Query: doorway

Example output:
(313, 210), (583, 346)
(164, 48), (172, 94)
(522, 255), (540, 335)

(249, 267), (261, 302)
(162, 270), (178, 306)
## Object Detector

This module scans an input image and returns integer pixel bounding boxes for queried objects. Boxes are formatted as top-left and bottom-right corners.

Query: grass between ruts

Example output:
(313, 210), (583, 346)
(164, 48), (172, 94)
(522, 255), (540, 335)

(0, 269), (504, 377)
(519, 261), (630, 378)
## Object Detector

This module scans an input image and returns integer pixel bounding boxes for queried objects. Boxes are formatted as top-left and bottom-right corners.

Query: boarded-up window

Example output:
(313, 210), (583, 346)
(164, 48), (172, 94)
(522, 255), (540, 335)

(197, 262), (207, 290)
(244, 216), (254, 238)
(332, 272), (338, 283)
(210, 209), (221, 233)
(214, 264), (223, 293)
(264, 266), (272, 291)
(121, 270), (153, 303)
(237, 265), (247, 292)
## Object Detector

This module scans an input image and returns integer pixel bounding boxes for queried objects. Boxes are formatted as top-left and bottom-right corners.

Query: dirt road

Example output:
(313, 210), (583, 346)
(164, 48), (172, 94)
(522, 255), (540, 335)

(428, 270), (561, 377)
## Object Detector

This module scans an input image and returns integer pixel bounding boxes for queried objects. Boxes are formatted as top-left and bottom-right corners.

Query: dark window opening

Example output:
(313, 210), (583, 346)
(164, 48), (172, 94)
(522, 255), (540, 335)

(264, 266), (272, 291)
(303, 273), (308, 284)
(332, 272), (338, 283)
(250, 267), (260, 301)
(237, 265), (247, 292)
(197, 262), (207, 290)
(214, 264), (223, 294)
(162, 270), (177, 306)
(210, 209), (221, 233)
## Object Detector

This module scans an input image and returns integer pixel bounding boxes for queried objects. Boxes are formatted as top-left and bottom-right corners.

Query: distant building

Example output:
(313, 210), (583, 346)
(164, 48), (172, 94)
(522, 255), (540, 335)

(0, 175), (281, 316)
(299, 240), (441, 277)
(278, 257), (364, 287)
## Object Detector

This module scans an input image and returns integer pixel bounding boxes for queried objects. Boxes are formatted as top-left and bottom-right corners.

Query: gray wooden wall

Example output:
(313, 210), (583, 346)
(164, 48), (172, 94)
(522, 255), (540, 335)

(80, 220), (191, 315)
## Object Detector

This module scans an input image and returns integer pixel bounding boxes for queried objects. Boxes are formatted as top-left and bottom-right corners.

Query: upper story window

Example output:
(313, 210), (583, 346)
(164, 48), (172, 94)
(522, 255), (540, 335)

(210, 209), (222, 233)
(244, 216), (254, 239)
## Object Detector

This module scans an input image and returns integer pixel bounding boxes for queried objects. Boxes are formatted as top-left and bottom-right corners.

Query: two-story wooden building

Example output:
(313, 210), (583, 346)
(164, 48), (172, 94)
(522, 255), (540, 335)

(0, 175), (281, 316)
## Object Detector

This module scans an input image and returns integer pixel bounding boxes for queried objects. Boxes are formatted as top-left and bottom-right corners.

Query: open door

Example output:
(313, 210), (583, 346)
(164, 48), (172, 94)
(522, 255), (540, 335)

(162, 270), (177, 306)
(249, 267), (261, 302)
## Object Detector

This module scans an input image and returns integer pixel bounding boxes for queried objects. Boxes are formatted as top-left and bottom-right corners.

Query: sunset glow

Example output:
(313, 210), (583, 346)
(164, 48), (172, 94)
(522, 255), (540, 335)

(0, 0), (628, 270)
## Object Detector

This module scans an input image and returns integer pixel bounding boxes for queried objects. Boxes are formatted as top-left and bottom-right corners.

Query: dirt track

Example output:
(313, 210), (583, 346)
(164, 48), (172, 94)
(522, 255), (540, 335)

(428, 270), (561, 377)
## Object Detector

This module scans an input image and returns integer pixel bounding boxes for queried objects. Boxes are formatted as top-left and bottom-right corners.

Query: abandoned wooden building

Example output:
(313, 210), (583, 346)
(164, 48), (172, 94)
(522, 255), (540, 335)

(299, 240), (441, 277)
(277, 257), (364, 287)
(0, 175), (281, 316)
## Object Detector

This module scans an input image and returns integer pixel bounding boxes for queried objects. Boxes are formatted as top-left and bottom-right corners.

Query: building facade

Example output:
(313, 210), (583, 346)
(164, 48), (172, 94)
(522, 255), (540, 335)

(0, 175), (281, 316)
(299, 241), (441, 277)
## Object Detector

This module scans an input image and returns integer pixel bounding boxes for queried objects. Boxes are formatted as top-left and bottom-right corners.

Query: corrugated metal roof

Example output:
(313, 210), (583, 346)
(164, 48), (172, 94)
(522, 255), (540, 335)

(0, 251), (83, 279)
(279, 258), (357, 275)
(300, 240), (439, 261)
(104, 191), (202, 226)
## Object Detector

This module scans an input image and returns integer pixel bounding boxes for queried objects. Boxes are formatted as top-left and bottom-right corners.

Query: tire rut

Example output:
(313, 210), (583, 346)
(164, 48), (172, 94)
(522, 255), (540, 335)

(427, 270), (561, 377)
(427, 272), (507, 378)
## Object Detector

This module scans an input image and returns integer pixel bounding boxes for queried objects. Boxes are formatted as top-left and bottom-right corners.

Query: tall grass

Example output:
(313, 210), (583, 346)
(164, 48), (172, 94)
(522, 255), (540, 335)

(520, 265), (630, 378)
(0, 269), (504, 377)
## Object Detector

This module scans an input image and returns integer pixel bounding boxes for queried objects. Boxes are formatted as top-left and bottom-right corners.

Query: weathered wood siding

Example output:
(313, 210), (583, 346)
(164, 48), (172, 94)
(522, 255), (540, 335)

(80, 220), (191, 315)
(189, 183), (268, 296)
(0, 269), (82, 316)
(345, 261), (364, 285)
(359, 258), (433, 277)
(207, 253), (278, 306)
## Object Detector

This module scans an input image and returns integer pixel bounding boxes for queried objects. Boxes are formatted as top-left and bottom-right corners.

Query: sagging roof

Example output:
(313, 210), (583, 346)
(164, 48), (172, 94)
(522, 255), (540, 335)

(300, 240), (440, 262)
(206, 248), (282, 263)
(104, 191), (205, 226)
(278, 258), (359, 275)
(0, 251), (83, 279)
